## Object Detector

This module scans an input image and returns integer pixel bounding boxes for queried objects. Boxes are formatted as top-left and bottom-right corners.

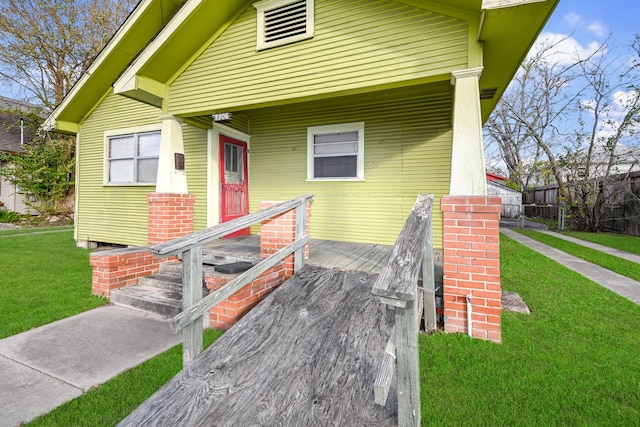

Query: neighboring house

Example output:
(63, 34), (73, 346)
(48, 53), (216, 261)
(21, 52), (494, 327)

(42, 0), (558, 342)
(487, 181), (522, 218)
(486, 172), (522, 218)
(486, 171), (507, 185)
(0, 96), (35, 214)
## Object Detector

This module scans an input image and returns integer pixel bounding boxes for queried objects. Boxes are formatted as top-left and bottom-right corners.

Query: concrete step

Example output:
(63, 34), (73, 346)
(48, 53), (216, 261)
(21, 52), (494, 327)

(110, 261), (210, 317)
(158, 261), (222, 281)
(110, 285), (183, 318)
(138, 274), (183, 292)
(158, 261), (184, 277)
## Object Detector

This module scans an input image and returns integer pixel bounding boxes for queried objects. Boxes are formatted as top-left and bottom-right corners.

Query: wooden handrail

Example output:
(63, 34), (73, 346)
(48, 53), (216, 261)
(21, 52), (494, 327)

(169, 237), (309, 333)
(151, 194), (313, 257)
(372, 193), (433, 302)
(371, 193), (434, 427)
(153, 194), (313, 365)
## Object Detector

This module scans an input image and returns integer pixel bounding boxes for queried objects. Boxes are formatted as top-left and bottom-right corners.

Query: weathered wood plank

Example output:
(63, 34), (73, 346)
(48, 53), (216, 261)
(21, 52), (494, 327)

(181, 247), (203, 364)
(152, 194), (313, 257)
(350, 245), (392, 274)
(421, 213), (437, 331)
(374, 325), (396, 406)
(395, 301), (421, 427)
(372, 194), (433, 301)
(119, 266), (397, 426)
(170, 237), (309, 333)
(336, 245), (382, 270)
(294, 203), (307, 273)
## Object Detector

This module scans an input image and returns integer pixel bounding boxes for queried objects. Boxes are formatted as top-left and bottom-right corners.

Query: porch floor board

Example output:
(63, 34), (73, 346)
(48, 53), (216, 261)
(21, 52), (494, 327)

(201, 234), (393, 273)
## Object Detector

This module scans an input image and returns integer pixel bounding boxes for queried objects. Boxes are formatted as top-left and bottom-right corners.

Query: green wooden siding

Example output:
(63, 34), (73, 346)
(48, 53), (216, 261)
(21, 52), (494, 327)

(246, 85), (452, 247)
(76, 91), (162, 246)
(183, 125), (209, 232)
(77, 92), (212, 245)
(169, 0), (467, 115)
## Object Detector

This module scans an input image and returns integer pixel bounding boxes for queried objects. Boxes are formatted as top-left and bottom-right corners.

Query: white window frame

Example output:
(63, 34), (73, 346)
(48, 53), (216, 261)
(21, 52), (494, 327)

(254, 0), (314, 51)
(307, 122), (365, 181)
(104, 124), (161, 186)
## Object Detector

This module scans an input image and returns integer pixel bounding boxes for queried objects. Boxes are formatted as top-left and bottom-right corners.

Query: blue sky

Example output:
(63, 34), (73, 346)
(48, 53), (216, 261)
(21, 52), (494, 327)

(2, 1), (638, 103)
(543, 0), (638, 48)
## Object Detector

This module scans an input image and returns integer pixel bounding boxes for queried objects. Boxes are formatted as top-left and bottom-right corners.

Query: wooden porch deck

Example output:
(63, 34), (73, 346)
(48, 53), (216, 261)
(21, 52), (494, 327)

(119, 265), (397, 425)
(202, 234), (393, 274)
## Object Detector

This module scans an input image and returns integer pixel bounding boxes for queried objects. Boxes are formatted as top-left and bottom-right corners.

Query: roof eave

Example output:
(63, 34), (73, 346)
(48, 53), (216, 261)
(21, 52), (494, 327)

(43, 0), (184, 133)
(478, 0), (560, 122)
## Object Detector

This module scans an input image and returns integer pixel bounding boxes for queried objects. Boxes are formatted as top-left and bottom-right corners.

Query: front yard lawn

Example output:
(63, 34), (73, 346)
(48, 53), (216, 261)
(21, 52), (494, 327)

(0, 228), (106, 339)
(419, 234), (640, 425)
(562, 230), (640, 255)
(516, 228), (640, 282)
(20, 232), (640, 425)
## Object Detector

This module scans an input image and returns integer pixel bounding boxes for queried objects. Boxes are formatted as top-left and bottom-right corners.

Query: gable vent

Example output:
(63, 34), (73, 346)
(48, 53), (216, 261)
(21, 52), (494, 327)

(480, 87), (499, 100)
(255, 0), (314, 50)
(265, 0), (307, 43)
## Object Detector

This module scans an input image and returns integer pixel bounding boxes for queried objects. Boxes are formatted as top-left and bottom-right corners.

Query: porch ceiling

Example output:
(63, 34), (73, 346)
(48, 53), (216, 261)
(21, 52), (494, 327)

(183, 80), (454, 125)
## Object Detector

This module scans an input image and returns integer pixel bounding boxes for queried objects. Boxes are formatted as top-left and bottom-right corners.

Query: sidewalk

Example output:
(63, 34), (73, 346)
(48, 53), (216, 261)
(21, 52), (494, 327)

(537, 230), (640, 264)
(0, 305), (181, 427)
(501, 228), (640, 305)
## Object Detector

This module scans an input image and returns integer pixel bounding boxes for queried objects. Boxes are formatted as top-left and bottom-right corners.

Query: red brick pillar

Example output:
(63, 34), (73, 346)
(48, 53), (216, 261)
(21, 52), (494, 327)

(441, 196), (502, 343)
(90, 248), (163, 297)
(206, 201), (311, 330)
(259, 201), (311, 278)
(147, 193), (196, 245)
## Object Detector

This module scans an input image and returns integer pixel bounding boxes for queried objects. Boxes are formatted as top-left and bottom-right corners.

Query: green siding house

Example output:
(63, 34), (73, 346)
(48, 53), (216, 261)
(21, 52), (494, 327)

(44, 0), (558, 249)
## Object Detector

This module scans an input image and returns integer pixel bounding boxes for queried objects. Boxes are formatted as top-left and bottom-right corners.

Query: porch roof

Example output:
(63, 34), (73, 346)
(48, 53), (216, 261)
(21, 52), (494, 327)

(43, 0), (559, 133)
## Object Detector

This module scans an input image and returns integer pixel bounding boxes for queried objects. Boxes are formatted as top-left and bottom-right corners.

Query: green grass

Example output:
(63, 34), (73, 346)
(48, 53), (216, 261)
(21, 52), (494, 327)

(515, 229), (640, 282)
(419, 234), (640, 425)
(0, 224), (73, 236)
(562, 230), (640, 255)
(8, 229), (640, 425)
(525, 216), (560, 230)
(0, 228), (106, 338)
(28, 329), (223, 427)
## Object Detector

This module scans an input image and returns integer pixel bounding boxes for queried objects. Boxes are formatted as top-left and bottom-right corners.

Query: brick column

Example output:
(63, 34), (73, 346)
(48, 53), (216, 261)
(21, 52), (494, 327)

(147, 193), (196, 245)
(260, 201), (311, 277)
(207, 201), (311, 330)
(441, 196), (502, 343)
(90, 247), (163, 298)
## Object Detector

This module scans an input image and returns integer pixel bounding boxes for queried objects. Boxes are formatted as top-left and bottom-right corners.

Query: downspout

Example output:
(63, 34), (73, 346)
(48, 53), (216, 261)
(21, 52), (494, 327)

(466, 294), (473, 337)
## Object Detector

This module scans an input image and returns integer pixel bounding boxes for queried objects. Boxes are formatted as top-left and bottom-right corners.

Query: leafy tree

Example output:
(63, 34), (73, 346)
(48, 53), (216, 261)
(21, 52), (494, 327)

(0, 108), (75, 217)
(484, 34), (640, 231)
(0, 0), (137, 110)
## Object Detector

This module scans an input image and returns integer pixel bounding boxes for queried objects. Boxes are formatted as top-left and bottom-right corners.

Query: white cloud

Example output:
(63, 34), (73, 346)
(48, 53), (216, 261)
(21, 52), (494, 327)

(563, 12), (583, 28)
(529, 32), (604, 66)
(579, 89), (640, 144)
(587, 21), (607, 37)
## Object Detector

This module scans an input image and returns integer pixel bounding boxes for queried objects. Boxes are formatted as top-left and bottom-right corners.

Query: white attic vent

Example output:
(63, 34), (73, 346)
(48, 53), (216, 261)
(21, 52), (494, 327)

(254, 0), (314, 50)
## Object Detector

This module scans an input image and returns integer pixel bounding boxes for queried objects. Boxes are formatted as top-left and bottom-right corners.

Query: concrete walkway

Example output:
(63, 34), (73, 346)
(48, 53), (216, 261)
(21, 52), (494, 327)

(501, 228), (640, 305)
(537, 230), (640, 264)
(0, 305), (181, 427)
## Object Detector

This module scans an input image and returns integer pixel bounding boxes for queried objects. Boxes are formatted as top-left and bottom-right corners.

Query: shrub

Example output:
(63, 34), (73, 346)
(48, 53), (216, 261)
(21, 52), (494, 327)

(0, 208), (21, 223)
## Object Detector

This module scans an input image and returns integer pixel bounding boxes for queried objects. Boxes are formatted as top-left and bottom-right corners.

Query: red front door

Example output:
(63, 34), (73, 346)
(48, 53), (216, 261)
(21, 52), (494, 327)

(219, 135), (249, 238)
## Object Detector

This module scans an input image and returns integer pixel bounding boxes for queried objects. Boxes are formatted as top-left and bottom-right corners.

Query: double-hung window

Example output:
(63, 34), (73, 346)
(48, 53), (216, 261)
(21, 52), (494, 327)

(307, 122), (364, 180)
(107, 131), (160, 184)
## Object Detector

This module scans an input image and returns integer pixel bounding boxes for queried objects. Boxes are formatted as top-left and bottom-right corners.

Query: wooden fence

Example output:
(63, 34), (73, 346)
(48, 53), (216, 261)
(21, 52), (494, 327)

(150, 194), (313, 364)
(371, 193), (435, 427)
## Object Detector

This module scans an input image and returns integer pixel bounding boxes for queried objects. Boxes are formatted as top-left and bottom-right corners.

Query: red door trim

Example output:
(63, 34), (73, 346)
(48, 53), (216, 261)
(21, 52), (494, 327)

(219, 134), (249, 237)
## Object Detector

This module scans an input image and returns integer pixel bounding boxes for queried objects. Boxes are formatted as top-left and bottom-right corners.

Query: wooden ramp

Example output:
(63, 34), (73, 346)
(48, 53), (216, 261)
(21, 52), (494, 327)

(119, 265), (397, 426)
